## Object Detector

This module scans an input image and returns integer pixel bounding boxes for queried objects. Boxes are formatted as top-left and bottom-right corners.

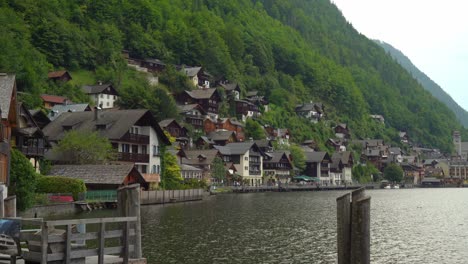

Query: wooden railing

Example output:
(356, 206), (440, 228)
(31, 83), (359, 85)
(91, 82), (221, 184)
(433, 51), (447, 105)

(19, 146), (45, 156)
(20, 216), (137, 264)
(117, 152), (149, 163)
(120, 132), (149, 144)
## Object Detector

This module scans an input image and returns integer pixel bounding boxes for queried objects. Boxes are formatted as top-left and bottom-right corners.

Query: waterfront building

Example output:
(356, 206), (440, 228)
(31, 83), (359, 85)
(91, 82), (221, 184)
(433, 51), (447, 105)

(263, 151), (293, 184)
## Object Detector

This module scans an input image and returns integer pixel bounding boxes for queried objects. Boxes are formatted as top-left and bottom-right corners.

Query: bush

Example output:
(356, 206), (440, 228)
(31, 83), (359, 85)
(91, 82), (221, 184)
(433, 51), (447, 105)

(37, 176), (86, 200)
(9, 149), (39, 211)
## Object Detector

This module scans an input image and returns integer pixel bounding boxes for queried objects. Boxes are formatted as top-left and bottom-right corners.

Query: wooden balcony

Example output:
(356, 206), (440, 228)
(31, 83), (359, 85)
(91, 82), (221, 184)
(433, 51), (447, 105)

(117, 152), (149, 163)
(120, 132), (149, 144)
(19, 146), (45, 157)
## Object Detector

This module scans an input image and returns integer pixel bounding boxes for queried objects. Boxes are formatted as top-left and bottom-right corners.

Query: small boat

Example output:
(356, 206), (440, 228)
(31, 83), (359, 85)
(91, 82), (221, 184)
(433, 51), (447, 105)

(384, 185), (391, 189)
(393, 184), (400, 189)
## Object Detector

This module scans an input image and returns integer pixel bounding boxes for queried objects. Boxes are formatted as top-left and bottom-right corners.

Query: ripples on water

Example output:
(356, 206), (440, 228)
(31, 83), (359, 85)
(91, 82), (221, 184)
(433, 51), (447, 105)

(136, 189), (468, 263)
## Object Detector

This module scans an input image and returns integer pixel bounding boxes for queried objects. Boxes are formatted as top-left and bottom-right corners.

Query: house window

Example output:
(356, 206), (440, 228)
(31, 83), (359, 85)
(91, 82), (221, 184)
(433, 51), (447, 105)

(152, 165), (156, 173)
(114, 95), (116, 100)
(153, 145), (159, 156)
(142, 145), (147, 154)
(244, 157), (248, 161)
(157, 165), (160, 174)
(132, 145), (138, 153)
(106, 102), (110, 107)
(107, 94), (110, 99)
(141, 165), (147, 174)
(122, 144), (130, 153)
(100, 94), (103, 98)
(245, 166), (248, 171)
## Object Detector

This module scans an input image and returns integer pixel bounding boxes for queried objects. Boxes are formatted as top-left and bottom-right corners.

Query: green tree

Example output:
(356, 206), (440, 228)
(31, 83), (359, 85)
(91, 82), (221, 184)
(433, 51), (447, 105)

(161, 152), (182, 190)
(352, 163), (380, 183)
(289, 144), (306, 172)
(245, 118), (265, 140)
(54, 131), (116, 164)
(211, 157), (226, 184)
(9, 149), (38, 211)
(384, 163), (404, 183)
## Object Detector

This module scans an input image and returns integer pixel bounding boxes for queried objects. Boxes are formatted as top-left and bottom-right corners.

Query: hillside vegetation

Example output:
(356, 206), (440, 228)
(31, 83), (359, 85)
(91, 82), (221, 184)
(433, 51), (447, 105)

(0, 0), (465, 152)
(376, 40), (468, 127)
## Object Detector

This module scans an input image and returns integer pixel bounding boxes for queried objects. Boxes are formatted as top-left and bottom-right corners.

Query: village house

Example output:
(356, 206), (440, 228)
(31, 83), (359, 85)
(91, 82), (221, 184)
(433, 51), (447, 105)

(40, 94), (71, 109)
(195, 136), (215, 149)
(158, 119), (189, 144)
(399, 131), (409, 144)
(181, 66), (202, 87)
(330, 151), (354, 185)
(177, 104), (206, 130)
(304, 151), (332, 185)
(180, 164), (203, 181)
(82, 83), (119, 109)
(295, 102), (324, 123)
(206, 130), (237, 146)
(370, 114), (385, 124)
(48, 103), (92, 121)
(401, 163), (423, 185)
(181, 149), (222, 183)
(48, 164), (149, 190)
(42, 109), (170, 177)
(47, 70), (72, 83)
(335, 123), (350, 139)
(215, 142), (265, 186)
(265, 127), (290, 146)
(326, 138), (346, 152)
(14, 103), (49, 171)
(245, 90), (269, 112)
(204, 118), (245, 141)
(175, 88), (221, 119)
(449, 160), (468, 181)
(0, 73), (18, 185)
(253, 140), (274, 153)
(235, 99), (261, 121)
(219, 81), (240, 100)
(263, 151), (293, 184)
(140, 58), (166, 73)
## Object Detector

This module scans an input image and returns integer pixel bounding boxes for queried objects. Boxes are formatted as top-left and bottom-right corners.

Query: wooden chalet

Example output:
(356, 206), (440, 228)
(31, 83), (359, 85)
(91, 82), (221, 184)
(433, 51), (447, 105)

(219, 81), (240, 100)
(334, 123), (350, 139)
(177, 104), (206, 130)
(140, 58), (166, 73)
(0, 73), (18, 185)
(175, 88), (221, 118)
(47, 70), (72, 82)
(82, 83), (119, 109)
(29, 109), (51, 129)
(40, 94), (71, 109)
(235, 99), (260, 121)
(206, 130), (237, 146)
(304, 151), (332, 185)
(158, 119), (188, 144)
(263, 152), (293, 183)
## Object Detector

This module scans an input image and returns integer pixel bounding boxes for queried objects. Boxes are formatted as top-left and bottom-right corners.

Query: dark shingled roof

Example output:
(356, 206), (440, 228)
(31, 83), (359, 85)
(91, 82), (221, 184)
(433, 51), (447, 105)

(305, 151), (329, 163)
(219, 82), (239, 92)
(332, 151), (352, 166)
(215, 142), (260, 156)
(48, 70), (71, 79)
(295, 102), (324, 113)
(186, 88), (217, 99)
(0, 73), (15, 119)
(264, 151), (290, 164)
(42, 109), (170, 144)
(158, 119), (176, 128)
(82, 84), (118, 95)
(177, 104), (207, 115)
(208, 130), (236, 141)
(182, 149), (220, 166)
(181, 67), (202, 77)
(49, 104), (91, 120)
(40, 94), (70, 104)
(48, 164), (146, 185)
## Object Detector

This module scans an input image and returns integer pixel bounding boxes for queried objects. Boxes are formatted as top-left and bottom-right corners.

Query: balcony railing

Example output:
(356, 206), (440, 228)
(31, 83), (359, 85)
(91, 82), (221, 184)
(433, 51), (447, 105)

(117, 152), (149, 163)
(19, 146), (45, 156)
(249, 170), (262, 176)
(120, 132), (149, 144)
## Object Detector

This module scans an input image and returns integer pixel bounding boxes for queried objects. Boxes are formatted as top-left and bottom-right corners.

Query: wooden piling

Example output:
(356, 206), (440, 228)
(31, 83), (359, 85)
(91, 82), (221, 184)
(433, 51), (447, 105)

(118, 184), (142, 259)
(4, 196), (16, 217)
(336, 193), (351, 264)
(337, 188), (371, 264)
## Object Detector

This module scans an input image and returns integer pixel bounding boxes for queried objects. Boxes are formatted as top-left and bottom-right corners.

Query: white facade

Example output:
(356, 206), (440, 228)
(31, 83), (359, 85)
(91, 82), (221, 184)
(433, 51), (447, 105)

(232, 150), (263, 186)
(93, 93), (118, 109)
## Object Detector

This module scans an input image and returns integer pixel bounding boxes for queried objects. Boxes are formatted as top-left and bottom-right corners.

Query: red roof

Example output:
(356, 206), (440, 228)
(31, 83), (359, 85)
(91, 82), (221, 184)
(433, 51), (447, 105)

(47, 70), (69, 79)
(40, 94), (70, 104)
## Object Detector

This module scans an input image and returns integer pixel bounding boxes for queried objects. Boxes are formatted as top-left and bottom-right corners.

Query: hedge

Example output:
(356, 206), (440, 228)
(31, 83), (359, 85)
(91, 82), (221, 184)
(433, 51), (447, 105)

(37, 176), (86, 200)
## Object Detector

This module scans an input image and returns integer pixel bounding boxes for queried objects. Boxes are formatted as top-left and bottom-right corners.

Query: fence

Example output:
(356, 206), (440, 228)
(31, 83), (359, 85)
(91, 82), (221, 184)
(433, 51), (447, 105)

(20, 216), (137, 263)
(140, 189), (203, 205)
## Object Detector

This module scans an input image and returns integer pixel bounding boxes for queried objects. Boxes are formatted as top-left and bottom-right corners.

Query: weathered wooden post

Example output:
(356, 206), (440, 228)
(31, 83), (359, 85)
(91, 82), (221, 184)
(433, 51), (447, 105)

(337, 187), (371, 264)
(117, 184), (142, 259)
(4, 196), (16, 217)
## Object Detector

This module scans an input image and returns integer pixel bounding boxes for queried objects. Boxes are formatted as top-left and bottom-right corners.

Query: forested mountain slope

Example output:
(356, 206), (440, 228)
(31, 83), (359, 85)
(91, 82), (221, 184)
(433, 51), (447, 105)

(376, 40), (468, 127)
(0, 0), (464, 152)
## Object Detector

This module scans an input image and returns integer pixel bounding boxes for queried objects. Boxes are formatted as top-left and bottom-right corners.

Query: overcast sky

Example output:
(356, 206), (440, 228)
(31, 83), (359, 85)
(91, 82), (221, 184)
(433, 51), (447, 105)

(332, 0), (468, 110)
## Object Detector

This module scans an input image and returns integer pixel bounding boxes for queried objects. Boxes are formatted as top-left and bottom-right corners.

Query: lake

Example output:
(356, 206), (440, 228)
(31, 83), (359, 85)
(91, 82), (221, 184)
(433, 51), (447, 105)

(70, 188), (468, 263)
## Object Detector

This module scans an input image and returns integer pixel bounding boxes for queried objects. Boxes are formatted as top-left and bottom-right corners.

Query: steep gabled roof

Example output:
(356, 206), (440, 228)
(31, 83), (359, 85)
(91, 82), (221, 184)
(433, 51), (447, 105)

(158, 119), (177, 128)
(0, 73), (16, 119)
(182, 149), (221, 166)
(43, 109), (170, 144)
(82, 83), (118, 95)
(264, 151), (291, 164)
(208, 130), (236, 141)
(48, 164), (146, 186)
(181, 67), (202, 77)
(49, 104), (92, 121)
(332, 151), (353, 166)
(40, 94), (70, 104)
(219, 82), (240, 92)
(48, 70), (71, 79)
(215, 142), (261, 156)
(177, 104), (207, 115)
(186, 88), (218, 100)
(305, 151), (331, 163)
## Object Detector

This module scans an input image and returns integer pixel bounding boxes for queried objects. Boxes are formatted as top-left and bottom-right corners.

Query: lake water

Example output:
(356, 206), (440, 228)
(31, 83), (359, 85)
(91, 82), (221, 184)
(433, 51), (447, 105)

(71, 188), (468, 263)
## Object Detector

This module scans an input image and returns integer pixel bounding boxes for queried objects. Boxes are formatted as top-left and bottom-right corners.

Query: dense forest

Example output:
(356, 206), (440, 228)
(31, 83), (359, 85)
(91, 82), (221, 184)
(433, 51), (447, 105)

(376, 40), (468, 128)
(0, 0), (465, 153)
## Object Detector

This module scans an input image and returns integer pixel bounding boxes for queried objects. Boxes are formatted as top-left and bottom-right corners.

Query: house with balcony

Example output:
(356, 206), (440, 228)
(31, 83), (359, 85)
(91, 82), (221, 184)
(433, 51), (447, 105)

(263, 152), (293, 184)
(42, 109), (170, 176)
(176, 88), (221, 119)
(219, 81), (240, 100)
(0, 73), (19, 185)
(82, 83), (119, 109)
(245, 90), (269, 112)
(295, 102), (324, 123)
(335, 123), (350, 139)
(177, 104), (206, 130)
(235, 100), (261, 121)
(206, 130), (238, 146)
(14, 103), (49, 170)
(304, 151), (332, 185)
(204, 118), (245, 141)
(214, 142), (265, 186)
(180, 149), (222, 182)
(158, 119), (189, 144)
(330, 151), (354, 185)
